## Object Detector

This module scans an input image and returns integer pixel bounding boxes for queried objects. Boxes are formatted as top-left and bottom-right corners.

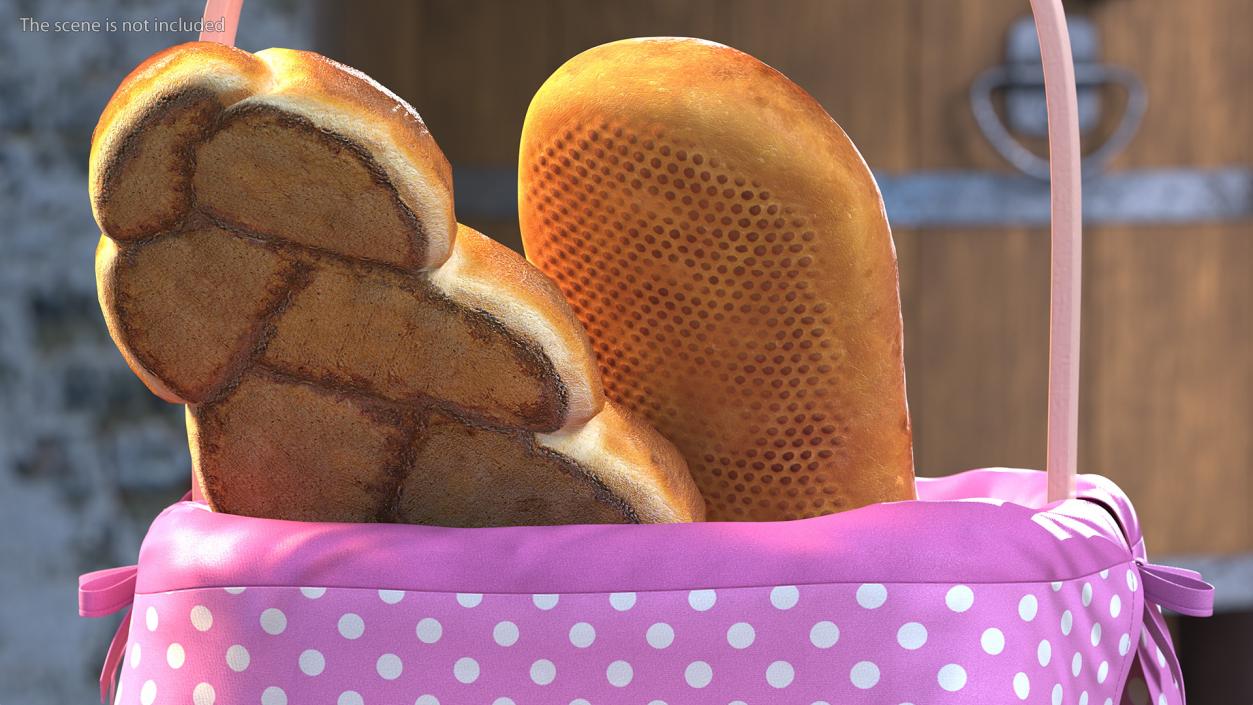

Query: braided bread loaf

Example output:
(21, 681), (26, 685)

(91, 42), (703, 525)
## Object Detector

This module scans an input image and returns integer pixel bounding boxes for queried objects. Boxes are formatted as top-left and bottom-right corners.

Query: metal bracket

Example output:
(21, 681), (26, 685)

(971, 15), (1147, 180)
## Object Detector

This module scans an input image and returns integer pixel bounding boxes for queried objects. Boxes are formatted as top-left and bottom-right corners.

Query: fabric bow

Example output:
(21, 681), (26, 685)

(1134, 560), (1214, 705)
(79, 564), (139, 704)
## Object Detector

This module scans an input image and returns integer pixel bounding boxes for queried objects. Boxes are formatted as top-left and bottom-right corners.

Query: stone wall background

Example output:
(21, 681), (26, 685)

(0, 2), (311, 702)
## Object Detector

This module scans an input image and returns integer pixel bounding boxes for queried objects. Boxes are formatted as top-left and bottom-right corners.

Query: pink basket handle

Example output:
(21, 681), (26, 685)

(1027, 0), (1084, 502)
(198, 0), (244, 45)
(189, 0), (1083, 503)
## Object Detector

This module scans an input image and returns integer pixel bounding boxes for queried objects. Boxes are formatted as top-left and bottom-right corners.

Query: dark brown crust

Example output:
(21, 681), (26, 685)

(193, 365), (631, 525)
(196, 212), (570, 429)
(95, 87), (221, 239)
(199, 104), (428, 270)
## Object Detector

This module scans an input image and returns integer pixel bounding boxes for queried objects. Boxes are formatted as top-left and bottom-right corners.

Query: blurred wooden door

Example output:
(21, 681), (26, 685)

(317, 0), (1251, 556)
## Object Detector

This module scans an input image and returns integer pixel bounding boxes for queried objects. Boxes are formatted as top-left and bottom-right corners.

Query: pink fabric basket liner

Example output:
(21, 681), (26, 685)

(82, 469), (1212, 704)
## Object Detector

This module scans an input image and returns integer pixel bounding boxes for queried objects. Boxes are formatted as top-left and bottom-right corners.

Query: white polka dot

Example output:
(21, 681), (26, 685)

(493, 699), (515, 705)
(727, 622), (756, 649)
(1038, 639), (1052, 667)
(190, 605), (213, 631)
(299, 649), (325, 676)
(417, 617), (443, 644)
(946, 585), (974, 612)
(166, 642), (185, 669)
(1110, 594), (1122, 618)
(224, 587), (246, 594)
(337, 692), (363, 705)
(1052, 683), (1064, 705)
(379, 589), (405, 604)
(377, 653), (403, 680)
(456, 593), (482, 608)
(262, 686), (287, 705)
(1019, 594), (1039, 621)
(145, 606), (159, 631)
(1091, 622), (1103, 646)
(192, 682), (215, 705)
(573, 701), (593, 705)
(850, 661), (880, 689)
(129, 642), (141, 668)
(647, 622), (674, 649)
(938, 664), (967, 692)
(609, 592), (636, 611)
(1119, 633), (1131, 655)
(569, 622), (595, 648)
(1082, 582), (1093, 606)
(1100, 568), (1110, 579)
(1051, 581), (1063, 592)
(1013, 672), (1031, 700)
(1158, 695), (1167, 705)
(1060, 610), (1073, 635)
(1157, 646), (1166, 668)
(1072, 651), (1083, 676)
(856, 583), (887, 609)
(300, 587), (326, 599)
(685, 661), (713, 688)
(766, 660), (795, 688)
(533, 594), (559, 610)
(414, 697), (439, 705)
(1127, 569), (1138, 592)
(260, 608), (287, 635)
(607, 660), (633, 687)
(810, 621), (840, 648)
(338, 613), (365, 640)
(140, 680), (157, 705)
(897, 622), (927, 650)
(493, 621), (519, 647)
(1097, 660), (1110, 683)
(981, 627), (1005, 655)
(770, 585), (799, 609)
(1080, 691), (1090, 705)
(531, 659), (556, 685)
(226, 644), (250, 672)
(688, 589), (717, 611)
(454, 657), (480, 684)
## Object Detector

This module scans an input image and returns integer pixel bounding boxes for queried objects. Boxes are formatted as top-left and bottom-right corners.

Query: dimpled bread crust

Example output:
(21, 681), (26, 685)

(519, 38), (915, 521)
(91, 41), (704, 526)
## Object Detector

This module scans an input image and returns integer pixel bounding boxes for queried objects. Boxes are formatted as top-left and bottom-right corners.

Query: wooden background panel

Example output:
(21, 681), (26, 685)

(915, 0), (1029, 168)
(1093, 0), (1253, 167)
(319, 0), (912, 168)
(905, 228), (1052, 476)
(1082, 225), (1252, 554)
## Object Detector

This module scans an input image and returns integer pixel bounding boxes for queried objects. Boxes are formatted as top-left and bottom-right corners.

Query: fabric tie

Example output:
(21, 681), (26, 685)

(79, 564), (139, 704)
(1135, 560), (1214, 705)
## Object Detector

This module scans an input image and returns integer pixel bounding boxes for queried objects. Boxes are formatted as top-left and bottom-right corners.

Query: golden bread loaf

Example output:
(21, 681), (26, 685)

(91, 41), (704, 526)
(519, 37), (915, 520)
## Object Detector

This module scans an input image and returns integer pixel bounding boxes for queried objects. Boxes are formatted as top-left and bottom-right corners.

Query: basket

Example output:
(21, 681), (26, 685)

(78, 1), (1214, 703)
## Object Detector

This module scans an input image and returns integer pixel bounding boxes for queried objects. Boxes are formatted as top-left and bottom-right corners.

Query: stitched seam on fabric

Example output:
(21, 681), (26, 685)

(135, 559), (1137, 598)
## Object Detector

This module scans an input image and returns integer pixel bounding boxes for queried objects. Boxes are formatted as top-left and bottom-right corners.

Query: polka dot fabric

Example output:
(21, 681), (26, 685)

(88, 469), (1204, 705)
(112, 572), (1152, 703)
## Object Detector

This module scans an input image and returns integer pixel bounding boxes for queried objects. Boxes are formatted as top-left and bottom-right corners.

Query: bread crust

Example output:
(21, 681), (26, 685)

(520, 38), (915, 520)
(92, 42), (703, 525)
